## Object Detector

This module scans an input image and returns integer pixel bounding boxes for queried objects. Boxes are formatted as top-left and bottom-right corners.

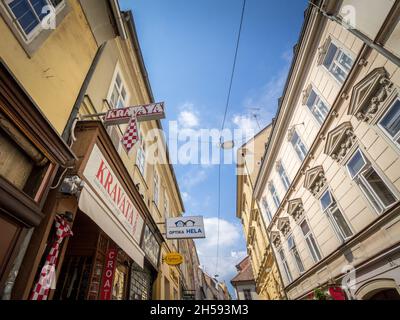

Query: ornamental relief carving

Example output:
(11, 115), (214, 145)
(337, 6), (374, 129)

(324, 122), (357, 163)
(348, 67), (394, 123)
(271, 231), (281, 248)
(304, 166), (327, 197)
(287, 198), (305, 223)
(277, 217), (291, 237)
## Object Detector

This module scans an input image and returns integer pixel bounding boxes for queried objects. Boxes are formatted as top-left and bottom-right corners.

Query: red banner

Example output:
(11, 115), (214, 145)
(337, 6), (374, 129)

(100, 248), (118, 300)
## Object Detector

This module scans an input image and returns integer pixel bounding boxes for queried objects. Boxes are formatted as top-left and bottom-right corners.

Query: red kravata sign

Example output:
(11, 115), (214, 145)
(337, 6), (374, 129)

(104, 102), (165, 153)
(100, 248), (118, 300)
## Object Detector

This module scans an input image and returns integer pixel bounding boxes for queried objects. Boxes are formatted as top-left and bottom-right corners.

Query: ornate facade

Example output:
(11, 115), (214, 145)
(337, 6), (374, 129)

(254, 0), (400, 300)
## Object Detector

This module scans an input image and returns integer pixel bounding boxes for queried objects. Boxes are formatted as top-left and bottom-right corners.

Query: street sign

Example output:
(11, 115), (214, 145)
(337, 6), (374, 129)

(166, 216), (206, 239)
(164, 252), (184, 266)
(104, 102), (165, 153)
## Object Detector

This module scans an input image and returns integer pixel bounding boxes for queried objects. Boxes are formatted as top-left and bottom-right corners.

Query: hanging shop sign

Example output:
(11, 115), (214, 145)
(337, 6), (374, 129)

(141, 225), (161, 268)
(164, 253), (184, 266)
(103, 102), (165, 153)
(100, 248), (118, 300)
(166, 216), (206, 239)
(83, 144), (144, 243)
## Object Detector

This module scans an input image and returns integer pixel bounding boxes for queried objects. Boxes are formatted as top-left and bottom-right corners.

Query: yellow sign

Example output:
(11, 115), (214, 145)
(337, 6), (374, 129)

(164, 253), (183, 266)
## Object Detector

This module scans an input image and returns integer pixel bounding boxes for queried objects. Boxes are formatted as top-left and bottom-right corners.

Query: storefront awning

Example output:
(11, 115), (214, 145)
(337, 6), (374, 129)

(78, 185), (145, 268)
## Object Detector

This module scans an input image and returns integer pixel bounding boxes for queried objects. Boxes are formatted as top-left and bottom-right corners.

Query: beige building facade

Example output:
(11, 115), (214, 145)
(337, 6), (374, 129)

(254, 0), (400, 300)
(236, 125), (285, 299)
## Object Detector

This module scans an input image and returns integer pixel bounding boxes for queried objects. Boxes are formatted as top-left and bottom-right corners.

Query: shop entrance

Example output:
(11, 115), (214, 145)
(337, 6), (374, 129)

(53, 212), (131, 300)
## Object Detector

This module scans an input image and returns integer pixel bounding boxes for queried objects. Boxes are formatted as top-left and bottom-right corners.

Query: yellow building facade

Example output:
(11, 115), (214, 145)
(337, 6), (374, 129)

(236, 125), (285, 300)
(0, 0), (197, 300)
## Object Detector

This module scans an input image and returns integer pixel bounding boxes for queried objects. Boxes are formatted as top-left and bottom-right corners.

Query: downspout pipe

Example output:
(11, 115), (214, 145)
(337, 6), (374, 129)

(61, 42), (106, 142)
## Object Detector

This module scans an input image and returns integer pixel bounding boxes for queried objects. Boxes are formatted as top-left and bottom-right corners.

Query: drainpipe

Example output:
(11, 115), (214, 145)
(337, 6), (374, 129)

(61, 42), (106, 142)
(1, 229), (34, 299)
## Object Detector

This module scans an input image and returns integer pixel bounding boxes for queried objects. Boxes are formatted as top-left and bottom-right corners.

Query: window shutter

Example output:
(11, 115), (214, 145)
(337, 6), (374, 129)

(317, 36), (331, 66)
(302, 84), (313, 105)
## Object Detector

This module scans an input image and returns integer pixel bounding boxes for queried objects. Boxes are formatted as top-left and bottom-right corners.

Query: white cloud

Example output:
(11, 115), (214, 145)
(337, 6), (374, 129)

(181, 192), (191, 202)
(231, 53), (291, 140)
(177, 102), (200, 128)
(232, 114), (259, 140)
(181, 169), (207, 189)
(195, 218), (246, 282)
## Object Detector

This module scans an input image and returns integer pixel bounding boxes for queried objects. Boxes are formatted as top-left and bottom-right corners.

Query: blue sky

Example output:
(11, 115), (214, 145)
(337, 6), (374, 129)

(120, 0), (308, 296)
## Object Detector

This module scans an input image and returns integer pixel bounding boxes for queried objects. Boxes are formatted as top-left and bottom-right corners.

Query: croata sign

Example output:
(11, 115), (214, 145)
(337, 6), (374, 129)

(166, 216), (206, 239)
(83, 144), (144, 244)
(100, 248), (118, 300)
(104, 102), (165, 153)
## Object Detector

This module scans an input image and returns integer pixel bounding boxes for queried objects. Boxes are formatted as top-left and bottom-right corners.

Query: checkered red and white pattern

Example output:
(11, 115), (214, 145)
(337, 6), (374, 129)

(30, 216), (73, 301)
(121, 117), (139, 153)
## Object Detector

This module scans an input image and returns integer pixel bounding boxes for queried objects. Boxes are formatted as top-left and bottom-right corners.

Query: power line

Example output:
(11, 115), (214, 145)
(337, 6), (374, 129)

(215, 0), (247, 278)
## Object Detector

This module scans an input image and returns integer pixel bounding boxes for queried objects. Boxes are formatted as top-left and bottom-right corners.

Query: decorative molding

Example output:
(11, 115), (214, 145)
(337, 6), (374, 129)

(275, 160), (282, 172)
(317, 36), (331, 66)
(348, 67), (394, 122)
(302, 84), (313, 105)
(287, 126), (296, 142)
(271, 231), (281, 248)
(324, 122), (357, 163)
(304, 166), (327, 197)
(277, 217), (291, 237)
(287, 198), (305, 223)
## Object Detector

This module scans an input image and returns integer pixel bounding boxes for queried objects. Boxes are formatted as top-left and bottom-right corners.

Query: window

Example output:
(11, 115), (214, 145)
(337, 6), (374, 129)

(243, 289), (252, 300)
(153, 171), (159, 207)
(306, 88), (330, 124)
(109, 70), (128, 109)
(164, 190), (169, 217)
(322, 41), (353, 83)
(300, 220), (322, 263)
(278, 248), (293, 283)
(277, 162), (291, 191)
(269, 182), (281, 209)
(347, 149), (397, 213)
(4, 0), (64, 40)
(320, 190), (353, 242)
(379, 99), (400, 148)
(291, 130), (308, 161)
(287, 235), (304, 273)
(261, 197), (272, 224)
(136, 130), (146, 176)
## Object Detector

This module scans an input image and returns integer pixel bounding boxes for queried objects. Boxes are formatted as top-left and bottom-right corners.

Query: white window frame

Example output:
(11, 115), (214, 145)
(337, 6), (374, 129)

(164, 189), (169, 218)
(378, 98), (400, 150)
(261, 197), (272, 224)
(153, 170), (159, 207)
(291, 130), (308, 162)
(269, 182), (281, 210)
(299, 219), (322, 263)
(321, 39), (354, 84)
(319, 189), (353, 243)
(2, 0), (65, 43)
(305, 85), (330, 125)
(287, 234), (305, 274)
(277, 161), (291, 191)
(278, 248), (293, 283)
(107, 63), (130, 110)
(346, 148), (398, 214)
(136, 126), (146, 177)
